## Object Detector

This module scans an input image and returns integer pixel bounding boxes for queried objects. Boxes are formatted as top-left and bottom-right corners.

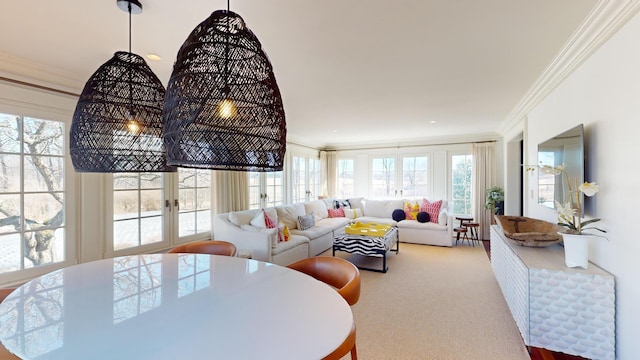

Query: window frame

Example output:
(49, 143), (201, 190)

(0, 109), (77, 286)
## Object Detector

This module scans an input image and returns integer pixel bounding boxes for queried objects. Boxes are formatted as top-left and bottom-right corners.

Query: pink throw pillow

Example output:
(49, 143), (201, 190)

(263, 209), (277, 229)
(328, 207), (345, 218)
(420, 199), (442, 223)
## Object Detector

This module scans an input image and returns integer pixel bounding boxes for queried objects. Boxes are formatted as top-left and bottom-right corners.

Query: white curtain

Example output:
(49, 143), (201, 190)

(213, 170), (249, 214)
(320, 151), (328, 198)
(325, 151), (337, 198)
(472, 142), (496, 240)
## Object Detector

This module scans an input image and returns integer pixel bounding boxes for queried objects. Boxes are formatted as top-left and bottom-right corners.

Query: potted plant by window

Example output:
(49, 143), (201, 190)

(484, 186), (504, 218)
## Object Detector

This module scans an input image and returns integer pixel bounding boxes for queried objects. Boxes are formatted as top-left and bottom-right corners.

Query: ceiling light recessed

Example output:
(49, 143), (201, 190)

(430, 120), (437, 124)
(147, 53), (161, 61)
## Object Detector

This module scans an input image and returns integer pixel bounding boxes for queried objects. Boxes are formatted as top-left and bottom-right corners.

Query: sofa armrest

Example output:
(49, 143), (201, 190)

(213, 214), (275, 262)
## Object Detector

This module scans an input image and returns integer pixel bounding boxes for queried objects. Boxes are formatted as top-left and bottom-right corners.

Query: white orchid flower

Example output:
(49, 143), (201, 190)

(555, 201), (575, 224)
(579, 182), (599, 197)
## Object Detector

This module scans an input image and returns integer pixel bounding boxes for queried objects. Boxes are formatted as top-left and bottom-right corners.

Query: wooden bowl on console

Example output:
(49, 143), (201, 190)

(494, 215), (564, 247)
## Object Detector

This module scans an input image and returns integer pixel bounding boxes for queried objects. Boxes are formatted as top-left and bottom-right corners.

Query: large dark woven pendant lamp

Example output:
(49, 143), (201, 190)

(70, 0), (176, 173)
(163, 4), (286, 171)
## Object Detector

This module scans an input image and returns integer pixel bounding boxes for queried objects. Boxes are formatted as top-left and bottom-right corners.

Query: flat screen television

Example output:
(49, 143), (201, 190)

(537, 124), (584, 209)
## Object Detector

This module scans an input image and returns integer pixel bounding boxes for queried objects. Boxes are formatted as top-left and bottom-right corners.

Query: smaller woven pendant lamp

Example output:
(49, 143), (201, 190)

(70, 0), (176, 173)
(163, 8), (286, 172)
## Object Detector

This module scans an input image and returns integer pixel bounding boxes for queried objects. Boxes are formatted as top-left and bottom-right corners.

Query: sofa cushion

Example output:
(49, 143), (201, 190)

(316, 217), (351, 229)
(229, 209), (259, 226)
(397, 219), (447, 231)
(275, 205), (299, 230)
(347, 197), (364, 211)
(290, 224), (334, 239)
(304, 200), (328, 219)
(365, 199), (404, 218)
(297, 213), (315, 230)
(271, 235), (309, 256)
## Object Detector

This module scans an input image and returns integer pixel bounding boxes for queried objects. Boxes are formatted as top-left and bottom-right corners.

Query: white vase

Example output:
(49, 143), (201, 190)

(560, 233), (591, 269)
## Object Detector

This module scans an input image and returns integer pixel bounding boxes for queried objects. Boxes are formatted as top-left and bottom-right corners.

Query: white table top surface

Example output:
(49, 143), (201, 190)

(0, 254), (353, 360)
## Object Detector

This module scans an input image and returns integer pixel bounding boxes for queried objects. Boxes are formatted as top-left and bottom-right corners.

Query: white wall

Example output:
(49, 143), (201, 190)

(523, 11), (640, 359)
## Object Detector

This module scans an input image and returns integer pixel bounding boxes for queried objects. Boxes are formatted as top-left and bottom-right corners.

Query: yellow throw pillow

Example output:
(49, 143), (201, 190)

(404, 201), (419, 220)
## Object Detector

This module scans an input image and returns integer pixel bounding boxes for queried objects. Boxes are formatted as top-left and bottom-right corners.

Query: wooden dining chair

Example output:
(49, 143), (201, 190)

(287, 257), (360, 360)
(168, 240), (237, 257)
(0, 288), (20, 360)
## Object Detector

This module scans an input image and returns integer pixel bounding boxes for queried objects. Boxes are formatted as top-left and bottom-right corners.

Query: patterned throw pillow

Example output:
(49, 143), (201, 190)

(277, 222), (290, 242)
(263, 209), (277, 229)
(334, 199), (351, 209)
(421, 199), (442, 223)
(297, 213), (315, 230)
(328, 207), (346, 218)
(250, 209), (277, 229)
(404, 201), (419, 220)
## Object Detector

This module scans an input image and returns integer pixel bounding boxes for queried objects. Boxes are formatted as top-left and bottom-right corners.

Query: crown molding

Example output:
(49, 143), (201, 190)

(0, 52), (84, 95)
(499, 0), (640, 136)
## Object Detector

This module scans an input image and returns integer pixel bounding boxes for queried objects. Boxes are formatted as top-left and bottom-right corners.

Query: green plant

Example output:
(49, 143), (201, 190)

(484, 186), (504, 214)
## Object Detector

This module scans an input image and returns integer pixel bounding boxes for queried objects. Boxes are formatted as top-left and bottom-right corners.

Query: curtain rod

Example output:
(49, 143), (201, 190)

(0, 76), (80, 97)
(322, 139), (497, 152)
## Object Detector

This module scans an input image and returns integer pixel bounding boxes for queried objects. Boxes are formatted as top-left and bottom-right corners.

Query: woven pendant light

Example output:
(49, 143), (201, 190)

(163, 9), (286, 172)
(70, 0), (176, 173)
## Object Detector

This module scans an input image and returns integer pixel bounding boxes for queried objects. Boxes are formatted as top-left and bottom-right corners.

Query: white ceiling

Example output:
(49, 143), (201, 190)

(0, 0), (597, 149)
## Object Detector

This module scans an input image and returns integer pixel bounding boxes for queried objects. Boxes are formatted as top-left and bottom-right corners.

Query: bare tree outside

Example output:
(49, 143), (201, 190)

(0, 114), (65, 273)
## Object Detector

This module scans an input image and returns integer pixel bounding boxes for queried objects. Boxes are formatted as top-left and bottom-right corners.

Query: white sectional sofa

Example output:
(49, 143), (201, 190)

(212, 197), (453, 266)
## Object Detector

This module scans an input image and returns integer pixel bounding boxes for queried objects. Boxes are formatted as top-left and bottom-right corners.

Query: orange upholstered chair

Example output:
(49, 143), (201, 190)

(0, 288), (20, 360)
(287, 257), (360, 359)
(168, 240), (237, 257)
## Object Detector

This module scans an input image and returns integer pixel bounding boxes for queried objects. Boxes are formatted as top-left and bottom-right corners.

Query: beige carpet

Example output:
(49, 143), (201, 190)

(321, 243), (530, 360)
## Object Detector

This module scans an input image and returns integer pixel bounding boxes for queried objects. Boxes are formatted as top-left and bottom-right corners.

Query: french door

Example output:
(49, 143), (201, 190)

(370, 154), (429, 199)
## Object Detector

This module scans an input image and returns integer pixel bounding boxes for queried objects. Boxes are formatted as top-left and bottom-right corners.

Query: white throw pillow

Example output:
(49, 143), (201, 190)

(304, 200), (328, 219)
(250, 208), (278, 228)
(344, 208), (362, 219)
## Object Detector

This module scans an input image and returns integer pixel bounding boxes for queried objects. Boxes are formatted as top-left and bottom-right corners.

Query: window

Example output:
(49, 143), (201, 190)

(113, 173), (166, 251)
(337, 159), (354, 198)
(248, 171), (284, 209)
(371, 157), (396, 198)
(451, 154), (472, 215)
(292, 155), (306, 202)
(291, 154), (320, 203)
(371, 155), (429, 198)
(0, 113), (71, 277)
(402, 156), (428, 198)
(178, 168), (211, 237)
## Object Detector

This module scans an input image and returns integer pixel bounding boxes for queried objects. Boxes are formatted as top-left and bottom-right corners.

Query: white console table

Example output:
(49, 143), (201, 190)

(490, 225), (615, 360)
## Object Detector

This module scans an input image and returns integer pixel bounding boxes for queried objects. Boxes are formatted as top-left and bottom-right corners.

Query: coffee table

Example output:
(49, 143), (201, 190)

(333, 224), (399, 273)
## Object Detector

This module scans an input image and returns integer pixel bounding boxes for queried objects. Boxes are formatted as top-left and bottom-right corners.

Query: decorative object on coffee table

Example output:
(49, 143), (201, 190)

(494, 215), (563, 247)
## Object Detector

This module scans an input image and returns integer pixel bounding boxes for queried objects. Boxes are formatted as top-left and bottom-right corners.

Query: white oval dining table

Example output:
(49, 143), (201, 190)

(0, 254), (353, 360)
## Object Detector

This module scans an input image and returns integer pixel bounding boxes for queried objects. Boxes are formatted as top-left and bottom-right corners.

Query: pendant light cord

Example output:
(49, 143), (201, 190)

(127, 2), (134, 119)
(224, 0), (230, 97)
(128, 2), (132, 54)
